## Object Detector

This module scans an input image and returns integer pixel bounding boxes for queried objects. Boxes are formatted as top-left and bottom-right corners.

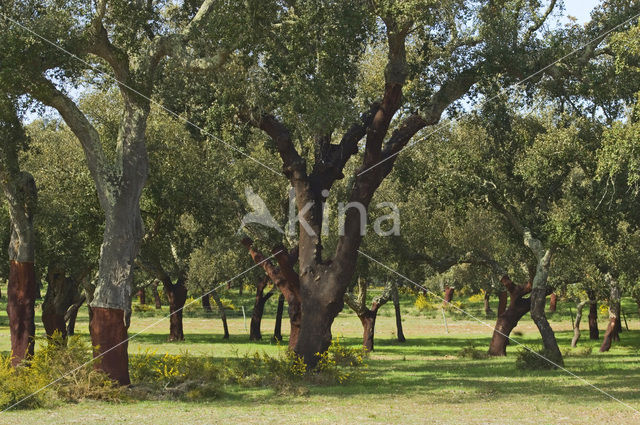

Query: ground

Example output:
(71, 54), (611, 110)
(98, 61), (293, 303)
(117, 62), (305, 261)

(0, 289), (638, 424)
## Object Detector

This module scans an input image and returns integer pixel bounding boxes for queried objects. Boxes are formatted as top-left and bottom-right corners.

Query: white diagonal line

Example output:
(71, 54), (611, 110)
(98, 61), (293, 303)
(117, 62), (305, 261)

(0, 12), (284, 177)
(0, 251), (282, 413)
(358, 248), (640, 416)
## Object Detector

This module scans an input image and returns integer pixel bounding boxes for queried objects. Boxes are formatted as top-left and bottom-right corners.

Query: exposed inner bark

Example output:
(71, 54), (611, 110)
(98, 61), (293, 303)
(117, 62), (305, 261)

(250, 276), (275, 341)
(443, 286), (454, 305)
(272, 293), (285, 342)
(242, 238), (301, 349)
(138, 289), (146, 305)
(488, 276), (531, 356)
(344, 279), (394, 351)
(152, 281), (162, 309)
(587, 290), (599, 340)
(90, 307), (130, 385)
(497, 290), (507, 316)
(548, 292), (557, 313)
(7, 261), (37, 365)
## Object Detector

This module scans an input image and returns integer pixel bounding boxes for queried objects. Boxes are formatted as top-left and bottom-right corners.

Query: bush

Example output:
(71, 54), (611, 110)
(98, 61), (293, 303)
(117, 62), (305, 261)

(133, 303), (155, 313)
(0, 332), (123, 410)
(562, 346), (593, 357)
(458, 344), (489, 360)
(515, 347), (559, 370)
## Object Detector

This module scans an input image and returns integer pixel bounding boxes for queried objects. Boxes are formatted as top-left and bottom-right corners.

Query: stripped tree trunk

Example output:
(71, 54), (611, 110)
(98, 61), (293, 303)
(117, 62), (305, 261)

(242, 239), (301, 349)
(163, 275), (187, 342)
(549, 293), (557, 313)
(210, 288), (229, 339)
(443, 286), (454, 305)
(488, 276), (531, 356)
(138, 289), (146, 305)
(571, 300), (588, 348)
(65, 295), (86, 336)
(497, 291), (507, 316)
(600, 274), (621, 352)
(201, 294), (212, 312)
(250, 276), (275, 341)
(272, 293), (285, 342)
(0, 105), (38, 365)
(391, 282), (405, 342)
(587, 290), (599, 340)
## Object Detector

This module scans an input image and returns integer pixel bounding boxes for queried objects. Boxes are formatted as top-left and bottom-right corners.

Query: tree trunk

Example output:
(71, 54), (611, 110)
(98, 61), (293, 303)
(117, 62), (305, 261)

(163, 276), (187, 342)
(488, 276), (531, 356)
(272, 293), (284, 342)
(483, 289), (493, 316)
(250, 276), (274, 341)
(90, 307), (130, 385)
(201, 294), (212, 312)
(152, 281), (162, 309)
(549, 292), (557, 313)
(3, 170), (38, 366)
(443, 286), (454, 305)
(42, 267), (78, 339)
(587, 290), (599, 340)
(392, 283), (405, 342)
(488, 297), (531, 356)
(210, 288), (229, 339)
(571, 301), (588, 348)
(497, 291), (507, 316)
(360, 309), (378, 351)
(65, 295), (85, 337)
(138, 289), (146, 305)
(600, 275), (620, 352)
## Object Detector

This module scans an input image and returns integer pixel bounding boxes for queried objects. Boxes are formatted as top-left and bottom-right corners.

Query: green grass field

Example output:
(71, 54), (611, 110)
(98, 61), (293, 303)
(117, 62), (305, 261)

(0, 289), (639, 424)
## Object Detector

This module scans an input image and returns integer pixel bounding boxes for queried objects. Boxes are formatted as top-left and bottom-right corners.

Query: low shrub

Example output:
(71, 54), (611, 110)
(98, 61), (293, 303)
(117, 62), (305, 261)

(515, 347), (559, 370)
(562, 346), (593, 357)
(0, 332), (123, 410)
(458, 344), (489, 360)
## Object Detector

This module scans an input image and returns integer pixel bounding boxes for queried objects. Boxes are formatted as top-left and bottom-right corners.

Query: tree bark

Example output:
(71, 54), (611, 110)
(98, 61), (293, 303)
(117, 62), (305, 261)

(483, 289), (493, 316)
(250, 276), (274, 341)
(152, 281), (162, 309)
(42, 267), (79, 339)
(587, 290), (599, 340)
(549, 292), (557, 313)
(571, 300), (588, 348)
(524, 231), (562, 365)
(443, 286), (454, 305)
(210, 288), (229, 339)
(65, 295), (85, 337)
(497, 290), (507, 316)
(344, 279), (393, 351)
(201, 293), (212, 312)
(90, 307), (130, 385)
(391, 283), (405, 342)
(272, 293), (285, 342)
(600, 274), (621, 352)
(242, 239), (301, 349)
(138, 289), (146, 305)
(488, 276), (531, 356)
(163, 275), (187, 342)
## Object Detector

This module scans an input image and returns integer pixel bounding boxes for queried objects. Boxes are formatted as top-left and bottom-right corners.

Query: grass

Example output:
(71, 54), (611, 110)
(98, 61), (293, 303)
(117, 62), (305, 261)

(0, 286), (639, 424)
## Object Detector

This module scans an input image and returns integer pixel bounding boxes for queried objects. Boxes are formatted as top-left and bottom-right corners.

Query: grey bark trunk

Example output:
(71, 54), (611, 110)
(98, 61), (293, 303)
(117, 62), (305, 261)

(571, 300), (588, 348)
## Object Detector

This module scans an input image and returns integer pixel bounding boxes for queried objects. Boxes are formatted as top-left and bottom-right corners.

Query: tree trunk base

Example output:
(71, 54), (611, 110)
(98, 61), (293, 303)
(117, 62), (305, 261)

(90, 307), (130, 385)
(7, 261), (36, 366)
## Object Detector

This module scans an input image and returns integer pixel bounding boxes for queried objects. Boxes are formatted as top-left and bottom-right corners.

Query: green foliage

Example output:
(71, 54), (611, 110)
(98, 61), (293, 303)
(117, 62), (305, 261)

(515, 347), (558, 370)
(0, 333), (123, 410)
(457, 344), (490, 360)
(561, 346), (593, 357)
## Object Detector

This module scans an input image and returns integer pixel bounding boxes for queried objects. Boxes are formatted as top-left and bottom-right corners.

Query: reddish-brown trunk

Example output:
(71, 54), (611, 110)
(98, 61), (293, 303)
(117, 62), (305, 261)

(443, 286), (454, 305)
(90, 307), (130, 385)
(7, 261), (36, 365)
(488, 276), (531, 356)
(272, 293), (284, 342)
(497, 291), (507, 316)
(250, 277), (274, 340)
(359, 303), (380, 351)
(138, 289), (146, 305)
(549, 293), (557, 313)
(587, 291), (599, 340)
(164, 277), (187, 341)
(600, 315), (619, 352)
